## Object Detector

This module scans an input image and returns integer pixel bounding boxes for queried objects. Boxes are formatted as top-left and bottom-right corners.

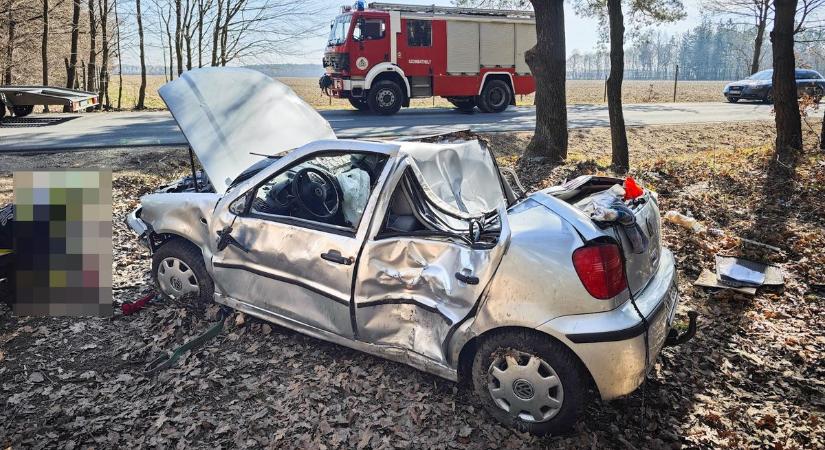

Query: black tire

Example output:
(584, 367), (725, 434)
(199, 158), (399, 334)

(726, 97), (739, 103)
(471, 329), (589, 436)
(477, 79), (512, 113)
(763, 89), (774, 104)
(151, 239), (214, 304)
(11, 105), (33, 117)
(0, 102), (5, 120)
(367, 80), (403, 115)
(448, 97), (476, 113)
(348, 96), (370, 111)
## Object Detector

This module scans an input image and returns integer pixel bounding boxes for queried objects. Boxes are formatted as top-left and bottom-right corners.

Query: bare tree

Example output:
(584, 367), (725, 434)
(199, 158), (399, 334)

(114, 0), (122, 108)
(98, 0), (112, 108)
(772, 0), (802, 174)
(66, 0), (81, 89)
(87, 0), (98, 91)
(704, 0), (772, 74)
(41, 0), (49, 110)
(136, 0), (147, 109)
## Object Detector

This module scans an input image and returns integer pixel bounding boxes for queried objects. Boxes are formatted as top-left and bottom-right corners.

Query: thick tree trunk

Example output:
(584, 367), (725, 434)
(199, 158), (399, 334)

(87, 0), (98, 94)
(771, 0), (802, 175)
(136, 0), (146, 109)
(67, 0), (81, 91)
(42, 0), (49, 111)
(524, 0), (567, 162)
(607, 0), (629, 173)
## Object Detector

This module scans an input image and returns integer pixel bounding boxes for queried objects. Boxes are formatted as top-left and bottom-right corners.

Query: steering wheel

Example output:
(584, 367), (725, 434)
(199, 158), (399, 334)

(291, 166), (342, 219)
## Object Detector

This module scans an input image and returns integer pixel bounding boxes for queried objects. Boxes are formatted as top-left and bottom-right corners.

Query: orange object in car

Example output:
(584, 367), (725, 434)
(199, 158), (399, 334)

(624, 177), (644, 200)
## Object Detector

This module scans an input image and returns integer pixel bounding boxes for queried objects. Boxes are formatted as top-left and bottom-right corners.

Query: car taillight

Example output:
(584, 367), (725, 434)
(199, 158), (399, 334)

(572, 243), (627, 300)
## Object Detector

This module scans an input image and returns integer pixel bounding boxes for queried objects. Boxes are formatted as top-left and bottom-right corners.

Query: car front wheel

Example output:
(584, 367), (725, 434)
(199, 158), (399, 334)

(472, 330), (589, 436)
(726, 96), (739, 103)
(152, 239), (214, 304)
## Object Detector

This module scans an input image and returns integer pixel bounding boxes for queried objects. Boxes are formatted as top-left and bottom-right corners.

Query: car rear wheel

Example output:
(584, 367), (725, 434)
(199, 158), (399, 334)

(477, 79), (512, 113)
(11, 105), (34, 117)
(368, 80), (403, 115)
(152, 239), (213, 304)
(471, 330), (589, 436)
(348, 96), (370, 111)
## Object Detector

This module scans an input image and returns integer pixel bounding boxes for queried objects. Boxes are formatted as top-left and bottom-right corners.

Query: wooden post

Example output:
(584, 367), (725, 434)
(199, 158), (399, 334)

(673, 64), (679, 102)
(603, 77), (607, 102)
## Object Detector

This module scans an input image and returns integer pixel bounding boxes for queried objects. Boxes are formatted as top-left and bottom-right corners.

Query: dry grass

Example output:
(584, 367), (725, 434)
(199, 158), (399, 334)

(104, 75), (728, 111)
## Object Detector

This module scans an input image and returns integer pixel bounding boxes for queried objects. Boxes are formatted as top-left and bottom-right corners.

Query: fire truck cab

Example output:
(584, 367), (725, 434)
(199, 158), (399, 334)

(320, 2), (536, 115)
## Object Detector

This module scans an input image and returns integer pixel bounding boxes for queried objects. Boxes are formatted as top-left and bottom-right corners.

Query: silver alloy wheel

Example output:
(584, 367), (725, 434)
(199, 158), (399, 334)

(487, 350), (564, 423)
(376, 89), (396, 108)
(156, 257), (200, 299)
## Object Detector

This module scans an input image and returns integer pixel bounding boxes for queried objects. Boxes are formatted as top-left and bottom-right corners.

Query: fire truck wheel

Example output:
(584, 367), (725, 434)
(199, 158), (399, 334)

(368, 80), (403, 115)
(478, 79), (512, 113)
(348, 96), (370, 111)
(12, 105), (34, 117)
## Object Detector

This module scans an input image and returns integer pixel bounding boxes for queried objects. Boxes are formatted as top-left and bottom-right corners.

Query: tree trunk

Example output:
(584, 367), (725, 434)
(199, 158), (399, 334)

(197, 0), (204, 67)
(67, 0), (81, 91)
(771, 0), (802, 175)
(136, 0), (146, 109)
(114, 0), (122, 109)
(164, 8), (174, 80)
(750, 15), (766, 74)
(607, 0), (629, 173)
(175, 0), (183, 75)
(211, 0), (222, 66)
(42, 0), (49, 111)
(820, 107), (825, 150)
(88, 0), (98, 93)
(524, 0), (567, 162)
(98, 0), (109, 110)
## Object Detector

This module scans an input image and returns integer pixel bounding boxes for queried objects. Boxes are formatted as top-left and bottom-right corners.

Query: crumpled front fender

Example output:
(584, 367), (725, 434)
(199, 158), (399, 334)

(139, 192), (221, 255)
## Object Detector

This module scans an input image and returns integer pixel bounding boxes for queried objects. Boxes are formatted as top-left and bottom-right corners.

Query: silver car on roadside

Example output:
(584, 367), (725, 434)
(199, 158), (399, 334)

(126, 68), (694, 435)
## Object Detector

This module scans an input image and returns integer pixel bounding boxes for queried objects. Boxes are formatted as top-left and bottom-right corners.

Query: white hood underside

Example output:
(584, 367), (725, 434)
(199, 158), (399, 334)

(159, 68), (336, 193)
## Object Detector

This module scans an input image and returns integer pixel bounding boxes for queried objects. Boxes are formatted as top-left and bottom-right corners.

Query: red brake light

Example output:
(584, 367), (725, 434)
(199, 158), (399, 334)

(572, 243), (627, 300)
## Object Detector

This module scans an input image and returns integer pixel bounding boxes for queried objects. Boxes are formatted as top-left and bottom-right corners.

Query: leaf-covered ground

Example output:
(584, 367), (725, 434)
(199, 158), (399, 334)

(1, 121), (823, 448)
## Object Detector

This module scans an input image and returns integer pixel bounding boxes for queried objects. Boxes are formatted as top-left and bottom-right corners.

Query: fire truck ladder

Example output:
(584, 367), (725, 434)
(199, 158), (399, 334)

(367, 2), (535, 18)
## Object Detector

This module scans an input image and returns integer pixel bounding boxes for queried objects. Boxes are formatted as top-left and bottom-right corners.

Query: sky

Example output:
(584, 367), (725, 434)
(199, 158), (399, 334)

(277, 0), (706, 65)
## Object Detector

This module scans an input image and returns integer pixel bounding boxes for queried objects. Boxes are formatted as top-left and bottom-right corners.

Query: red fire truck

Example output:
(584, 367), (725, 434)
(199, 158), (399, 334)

(319, 2), (536, 115)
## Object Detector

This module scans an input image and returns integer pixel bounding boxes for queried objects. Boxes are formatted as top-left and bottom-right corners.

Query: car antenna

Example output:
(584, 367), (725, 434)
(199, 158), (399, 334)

(188, 146), (199, 193)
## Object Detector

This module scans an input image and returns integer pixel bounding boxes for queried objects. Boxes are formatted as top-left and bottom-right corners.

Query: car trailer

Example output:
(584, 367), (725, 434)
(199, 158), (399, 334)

(0, 86), (99, 119)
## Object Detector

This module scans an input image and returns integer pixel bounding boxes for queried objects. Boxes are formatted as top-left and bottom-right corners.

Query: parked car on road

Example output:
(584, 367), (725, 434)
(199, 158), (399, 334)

(723, 68), (825, 103)
(127, 68), (696, 435)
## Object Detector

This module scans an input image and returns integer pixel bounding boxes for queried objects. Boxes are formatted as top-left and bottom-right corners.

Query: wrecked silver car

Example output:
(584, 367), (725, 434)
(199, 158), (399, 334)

(126, 68), (694, 435)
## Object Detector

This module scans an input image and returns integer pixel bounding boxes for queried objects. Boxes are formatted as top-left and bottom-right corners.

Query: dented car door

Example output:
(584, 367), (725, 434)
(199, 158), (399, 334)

(353, 159), (510, 364)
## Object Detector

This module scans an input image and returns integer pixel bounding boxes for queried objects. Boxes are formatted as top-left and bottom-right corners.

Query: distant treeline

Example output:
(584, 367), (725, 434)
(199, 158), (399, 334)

(568, 20), (825, 81)
(115, 63), (324, 78)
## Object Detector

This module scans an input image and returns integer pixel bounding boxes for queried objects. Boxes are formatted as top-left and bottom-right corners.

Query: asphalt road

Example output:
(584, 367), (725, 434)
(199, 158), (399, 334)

(0, 102), (774, 152)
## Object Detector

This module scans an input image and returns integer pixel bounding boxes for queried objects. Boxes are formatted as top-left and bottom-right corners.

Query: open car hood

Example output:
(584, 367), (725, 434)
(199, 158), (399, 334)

(159, 67), (336, 193)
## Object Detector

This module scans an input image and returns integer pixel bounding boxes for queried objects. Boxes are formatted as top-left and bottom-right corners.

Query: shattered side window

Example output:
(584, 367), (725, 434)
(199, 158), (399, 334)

(249, 152), (388, 231)
(379, 169), (501, 247)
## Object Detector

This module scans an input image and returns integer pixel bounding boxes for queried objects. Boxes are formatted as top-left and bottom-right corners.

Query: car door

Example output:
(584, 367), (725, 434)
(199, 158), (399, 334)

(209, 150), (390, 338)
(352, 164), (510, 365)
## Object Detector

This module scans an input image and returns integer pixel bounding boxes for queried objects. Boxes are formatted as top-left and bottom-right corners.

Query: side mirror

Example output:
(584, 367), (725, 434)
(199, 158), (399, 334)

(229, 193), (249, 215)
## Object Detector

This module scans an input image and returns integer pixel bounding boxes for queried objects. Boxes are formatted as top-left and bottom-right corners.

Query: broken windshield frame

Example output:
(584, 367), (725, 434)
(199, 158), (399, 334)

(328, 14), (353, 46)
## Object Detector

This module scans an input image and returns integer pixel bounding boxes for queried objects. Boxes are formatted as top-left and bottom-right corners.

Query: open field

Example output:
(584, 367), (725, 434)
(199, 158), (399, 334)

(1, 121), (822, 448)
(102, 75), (728, 111)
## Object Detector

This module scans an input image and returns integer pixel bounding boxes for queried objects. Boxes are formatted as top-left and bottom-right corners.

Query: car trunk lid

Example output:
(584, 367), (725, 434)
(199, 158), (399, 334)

(538, 176), (662, 295)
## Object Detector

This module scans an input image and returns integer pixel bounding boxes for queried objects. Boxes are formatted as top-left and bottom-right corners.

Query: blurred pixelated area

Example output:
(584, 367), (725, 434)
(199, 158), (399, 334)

(12, 170), (112, 316)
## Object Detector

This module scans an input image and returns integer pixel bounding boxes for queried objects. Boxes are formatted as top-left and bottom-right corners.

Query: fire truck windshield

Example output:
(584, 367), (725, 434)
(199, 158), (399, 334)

(328, 15), (352, 46)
